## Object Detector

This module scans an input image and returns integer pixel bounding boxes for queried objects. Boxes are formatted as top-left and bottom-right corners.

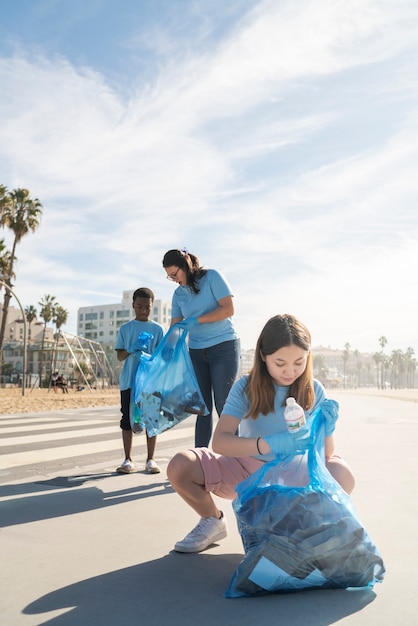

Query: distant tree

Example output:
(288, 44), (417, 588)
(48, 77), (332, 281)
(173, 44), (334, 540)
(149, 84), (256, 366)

(53, 306), (68, 332)
(313, 354), (329, 384)
(405, 348), (417, 388)
(389, 349), (403, 389)
(25, 305), (38, 341)
(378, 336), (387, 350)
(0, 188), (43, 356)
(378, 336), (388, 389)
(51, 306), (68, 377)
(353, 349), (361, 387)
(342, 343), (350, 388)
(38, 294), (57, 387)
(25, 305), (37, 376)
(372, 352), (381, 388)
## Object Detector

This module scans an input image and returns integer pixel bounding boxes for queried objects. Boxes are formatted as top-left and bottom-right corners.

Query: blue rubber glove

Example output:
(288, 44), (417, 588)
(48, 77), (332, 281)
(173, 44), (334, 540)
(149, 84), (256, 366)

(176, 317), (198, 330)
(265, 427), (311, 457)
(320, 399), (339, 436)
(128, 332), (153, 354)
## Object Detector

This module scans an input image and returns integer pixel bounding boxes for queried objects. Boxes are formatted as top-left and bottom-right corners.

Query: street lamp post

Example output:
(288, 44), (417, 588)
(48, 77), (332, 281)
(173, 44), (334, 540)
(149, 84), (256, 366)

(0, 280), (27, 396)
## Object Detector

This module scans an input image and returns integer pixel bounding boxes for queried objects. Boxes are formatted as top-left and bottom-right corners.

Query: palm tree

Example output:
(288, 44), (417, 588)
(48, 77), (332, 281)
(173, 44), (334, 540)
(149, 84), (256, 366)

(38, 294), (57, 387)
(0, 238), (13, 279)
(378, 336), (388, 389)
(0, 238), (15, 378)
(342, 343), (350, 388)
(25, 305), (38, 341)
(353, 349), (360, 387)
(25, 305), (37, 378)
(0, 184), (8, 206)
(51, 306), (68, 377)
(389, 349), (403, 389)
(405, 347), (416, 388)
(0, 188), (43, 356)
(313, 354), (329, 384)
(372, 352), (382, 388)
(53, 306), (68, 333)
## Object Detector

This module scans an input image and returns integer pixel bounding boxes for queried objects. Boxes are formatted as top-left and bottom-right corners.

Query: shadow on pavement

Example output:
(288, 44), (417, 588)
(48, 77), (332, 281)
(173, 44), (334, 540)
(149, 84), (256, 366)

(23, 551), (377, 626)
(0, 478), (174, 527)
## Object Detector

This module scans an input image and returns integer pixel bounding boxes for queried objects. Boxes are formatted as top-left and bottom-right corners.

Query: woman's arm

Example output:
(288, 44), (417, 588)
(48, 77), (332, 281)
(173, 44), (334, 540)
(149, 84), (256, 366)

(195, 295), (234, 325)
(170, 296), (233, 326)
(212, 413), (259, 457)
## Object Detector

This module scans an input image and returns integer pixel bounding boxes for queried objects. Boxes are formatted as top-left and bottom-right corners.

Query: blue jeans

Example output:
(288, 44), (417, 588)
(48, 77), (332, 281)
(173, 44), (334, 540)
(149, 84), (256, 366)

(189, 339), (240, 447)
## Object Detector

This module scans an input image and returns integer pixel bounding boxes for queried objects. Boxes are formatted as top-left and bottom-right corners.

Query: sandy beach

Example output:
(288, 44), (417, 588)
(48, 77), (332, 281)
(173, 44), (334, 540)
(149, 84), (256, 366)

(0, 387), (120, 414)
(0, 385), (417, 416)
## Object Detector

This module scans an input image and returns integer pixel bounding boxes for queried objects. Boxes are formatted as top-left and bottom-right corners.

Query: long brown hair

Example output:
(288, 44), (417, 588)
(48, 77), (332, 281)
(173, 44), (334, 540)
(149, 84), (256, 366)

(162, 249), (207, 294)
(246, 314), (314, 419)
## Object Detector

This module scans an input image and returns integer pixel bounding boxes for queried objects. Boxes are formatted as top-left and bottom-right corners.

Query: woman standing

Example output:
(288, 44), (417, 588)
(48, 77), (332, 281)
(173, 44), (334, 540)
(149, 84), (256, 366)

(162, 249), (240, 447)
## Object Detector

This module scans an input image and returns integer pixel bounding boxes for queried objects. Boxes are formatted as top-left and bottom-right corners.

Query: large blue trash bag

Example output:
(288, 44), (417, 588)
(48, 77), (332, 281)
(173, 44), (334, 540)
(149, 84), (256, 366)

(134, 325), (208, 437)
(225, 405), (385, 598)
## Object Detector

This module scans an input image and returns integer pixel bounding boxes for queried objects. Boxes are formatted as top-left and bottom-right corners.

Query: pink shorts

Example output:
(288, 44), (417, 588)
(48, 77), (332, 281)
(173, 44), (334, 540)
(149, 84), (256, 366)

(192, 447), (265, 500)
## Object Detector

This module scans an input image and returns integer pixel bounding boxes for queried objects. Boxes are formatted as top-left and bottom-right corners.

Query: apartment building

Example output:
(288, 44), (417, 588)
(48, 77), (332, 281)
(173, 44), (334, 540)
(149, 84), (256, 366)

(77, 290), (172, 346)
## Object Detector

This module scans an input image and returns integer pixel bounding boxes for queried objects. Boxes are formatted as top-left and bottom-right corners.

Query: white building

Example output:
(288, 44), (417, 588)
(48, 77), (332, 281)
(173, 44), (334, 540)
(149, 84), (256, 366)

(0, 304), (54, 384)
(77, 290), (172, 345)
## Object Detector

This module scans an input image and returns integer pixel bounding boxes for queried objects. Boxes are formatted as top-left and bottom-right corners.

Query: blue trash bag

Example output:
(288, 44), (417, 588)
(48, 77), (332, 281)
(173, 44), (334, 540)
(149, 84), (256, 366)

(134, 325), (208, 437)
(225, 405), (385, 598)
(129, 332), (154, 433)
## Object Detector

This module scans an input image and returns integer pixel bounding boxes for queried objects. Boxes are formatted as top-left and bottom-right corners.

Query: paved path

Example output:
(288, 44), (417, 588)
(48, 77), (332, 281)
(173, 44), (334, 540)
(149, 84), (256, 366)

(0, 391), (417, 625)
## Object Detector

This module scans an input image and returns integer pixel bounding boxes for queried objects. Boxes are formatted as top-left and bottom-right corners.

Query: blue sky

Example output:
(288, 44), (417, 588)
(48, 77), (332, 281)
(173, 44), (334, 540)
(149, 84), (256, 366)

(0, 0), (417, 353)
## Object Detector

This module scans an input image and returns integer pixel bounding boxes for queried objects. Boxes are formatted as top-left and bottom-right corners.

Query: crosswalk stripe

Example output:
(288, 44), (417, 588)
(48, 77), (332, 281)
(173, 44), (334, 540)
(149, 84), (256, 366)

(0, 419), (108, 435)
(0, 418), (195, 470)
(0, 426), (117, 446)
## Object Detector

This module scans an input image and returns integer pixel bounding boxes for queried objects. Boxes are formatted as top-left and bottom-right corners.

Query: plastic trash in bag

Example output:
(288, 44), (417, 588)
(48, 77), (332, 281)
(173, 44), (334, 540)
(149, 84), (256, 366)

(129, 332), (154, 433)
(134, 325), (208, 437)
(225, 404), (385, 598)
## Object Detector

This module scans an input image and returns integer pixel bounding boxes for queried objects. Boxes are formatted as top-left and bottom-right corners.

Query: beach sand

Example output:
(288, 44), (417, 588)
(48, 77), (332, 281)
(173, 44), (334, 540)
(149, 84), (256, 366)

(1, 385), (417, 416)
(0, 386), (120, 414)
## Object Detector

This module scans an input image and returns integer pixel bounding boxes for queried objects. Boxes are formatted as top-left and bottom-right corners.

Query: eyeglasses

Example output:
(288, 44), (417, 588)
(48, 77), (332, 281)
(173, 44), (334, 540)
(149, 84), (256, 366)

(166, 268), (180, 281)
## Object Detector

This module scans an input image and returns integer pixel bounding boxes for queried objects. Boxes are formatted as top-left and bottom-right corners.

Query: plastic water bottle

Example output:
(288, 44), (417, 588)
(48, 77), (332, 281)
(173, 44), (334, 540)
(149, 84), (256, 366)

(284, 397), (306, 433)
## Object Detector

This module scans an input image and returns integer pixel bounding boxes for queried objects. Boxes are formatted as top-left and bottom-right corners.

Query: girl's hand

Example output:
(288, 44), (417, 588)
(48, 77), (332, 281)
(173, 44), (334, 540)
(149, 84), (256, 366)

(264, 427), (310, 457)
(320, 399), (339, 436)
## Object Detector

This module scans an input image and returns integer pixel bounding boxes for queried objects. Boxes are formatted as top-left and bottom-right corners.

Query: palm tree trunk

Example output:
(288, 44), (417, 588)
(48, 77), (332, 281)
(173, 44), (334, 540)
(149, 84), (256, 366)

(0, 237), (17, 365)
(0, 285), (13, 380)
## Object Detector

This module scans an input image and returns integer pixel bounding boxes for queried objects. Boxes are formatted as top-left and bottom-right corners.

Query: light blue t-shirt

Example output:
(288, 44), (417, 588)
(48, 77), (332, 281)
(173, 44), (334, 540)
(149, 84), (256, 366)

(171, 268), (238, 349)
(115, 319), (164, 391)
(222, 375), (326, 461)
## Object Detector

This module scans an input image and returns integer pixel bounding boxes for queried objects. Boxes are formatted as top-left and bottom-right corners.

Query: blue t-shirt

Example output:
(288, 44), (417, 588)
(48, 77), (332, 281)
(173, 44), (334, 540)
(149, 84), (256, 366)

(171, 269), (238, 349)
(222, 375), (326, 461)
(115, 319), (164, 390)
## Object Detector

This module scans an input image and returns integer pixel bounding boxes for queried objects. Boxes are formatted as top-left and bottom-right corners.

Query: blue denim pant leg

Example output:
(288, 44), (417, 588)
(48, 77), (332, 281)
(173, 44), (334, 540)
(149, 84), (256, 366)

(189, 339), (240, 447)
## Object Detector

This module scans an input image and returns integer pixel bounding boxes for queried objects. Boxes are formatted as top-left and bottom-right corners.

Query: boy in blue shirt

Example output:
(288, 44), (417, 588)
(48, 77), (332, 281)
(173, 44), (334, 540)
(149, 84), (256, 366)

(115, 287), (164, 474)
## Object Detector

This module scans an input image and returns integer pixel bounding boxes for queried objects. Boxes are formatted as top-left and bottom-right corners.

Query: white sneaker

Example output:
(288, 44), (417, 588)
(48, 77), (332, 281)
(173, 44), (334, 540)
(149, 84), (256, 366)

(145, 459), (161, 474)
(116, 459), (135, 474)
(174, 513), (228, 553)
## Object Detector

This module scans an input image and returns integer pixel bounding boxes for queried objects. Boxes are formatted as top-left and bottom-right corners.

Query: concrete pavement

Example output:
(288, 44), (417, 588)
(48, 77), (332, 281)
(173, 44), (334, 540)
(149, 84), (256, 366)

(0, 390), (417, 625)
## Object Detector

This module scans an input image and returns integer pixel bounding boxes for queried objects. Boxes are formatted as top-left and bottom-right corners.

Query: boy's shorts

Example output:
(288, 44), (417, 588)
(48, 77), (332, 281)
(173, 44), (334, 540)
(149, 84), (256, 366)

(192, 447), (264, 500)
(119, 388), (131, 431)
